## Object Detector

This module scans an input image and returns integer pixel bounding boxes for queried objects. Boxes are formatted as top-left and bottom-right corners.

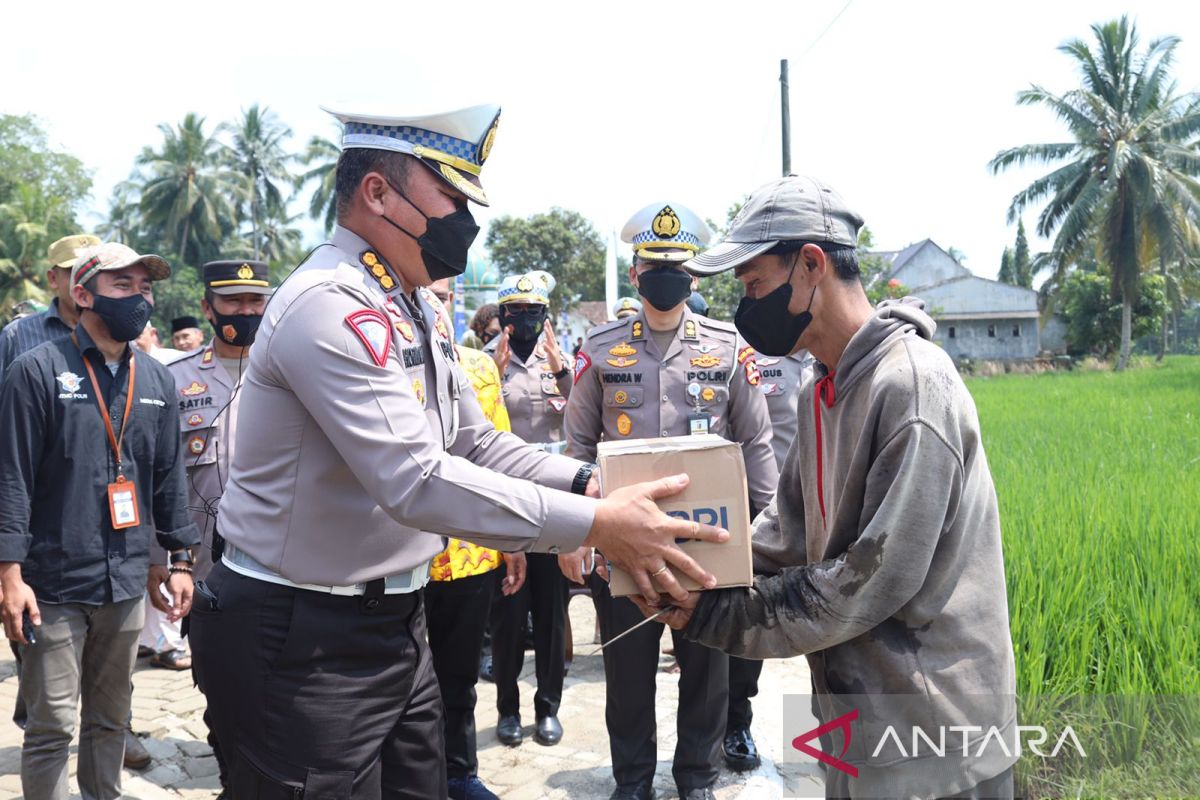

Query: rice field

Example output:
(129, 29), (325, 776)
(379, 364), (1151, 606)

(965, 356), (1200, 794)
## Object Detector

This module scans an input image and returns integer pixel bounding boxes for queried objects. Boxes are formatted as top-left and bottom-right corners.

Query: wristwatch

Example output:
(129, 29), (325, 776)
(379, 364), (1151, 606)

(553, 366), (570, 379)
(168, 549), (194, 566)
(571, 463), (598, 495)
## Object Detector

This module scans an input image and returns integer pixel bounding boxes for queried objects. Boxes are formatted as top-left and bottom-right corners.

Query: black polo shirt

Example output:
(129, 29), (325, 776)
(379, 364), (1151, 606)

(0, 322), (200, 605)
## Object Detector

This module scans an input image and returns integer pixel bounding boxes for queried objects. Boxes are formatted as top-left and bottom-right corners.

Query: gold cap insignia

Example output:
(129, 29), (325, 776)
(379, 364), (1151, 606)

(517, 276), (534, 292)
(478, 114), (500, 164)
(652, 206), (681, 238)
(609, 342), (637, 358)
(617, 412), (633, 436)
(237, 264), (254, 280)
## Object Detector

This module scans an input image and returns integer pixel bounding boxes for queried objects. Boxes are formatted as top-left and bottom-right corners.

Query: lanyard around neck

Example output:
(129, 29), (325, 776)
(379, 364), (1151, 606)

(72, 334), (136, 476)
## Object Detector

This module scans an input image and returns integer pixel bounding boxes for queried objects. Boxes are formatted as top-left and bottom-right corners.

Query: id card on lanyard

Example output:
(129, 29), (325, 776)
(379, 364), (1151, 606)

(74, 335), (141, 530)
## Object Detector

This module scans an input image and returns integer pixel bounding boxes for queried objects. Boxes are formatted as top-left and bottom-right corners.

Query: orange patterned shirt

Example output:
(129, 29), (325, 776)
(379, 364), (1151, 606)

(429, 346), (511, 581)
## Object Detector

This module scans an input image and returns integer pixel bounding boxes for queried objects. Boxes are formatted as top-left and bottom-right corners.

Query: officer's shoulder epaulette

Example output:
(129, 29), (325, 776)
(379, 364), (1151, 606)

(696, 316), (739, 337)
(585, 317), (630, 341)
(168, 346), (207, 366)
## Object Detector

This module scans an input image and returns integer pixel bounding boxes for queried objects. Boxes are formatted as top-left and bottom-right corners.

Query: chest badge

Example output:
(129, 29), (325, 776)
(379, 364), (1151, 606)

(548, 396), (567, 413)
(187, 434), (207, 455)
(609, 342), (637, 358)
(412, 378), (426, 405)
(690, 343), (716, 354)
(616, 412), (633, 436)
(180, 381), (208, 397)
(395, 319), (416, 343)
(606, 356), (639, 368)
(614, 390), (629, 405)
(701, 387), (716, 402)
(689, 355), (721, 369)
(186, 413), (204, 427)
(56, 371), (83, 393)
(756, 356), (780, 367)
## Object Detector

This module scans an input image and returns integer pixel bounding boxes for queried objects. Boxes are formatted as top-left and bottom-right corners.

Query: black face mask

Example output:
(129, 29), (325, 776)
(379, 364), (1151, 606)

(733, 265), (816, 356)
(500, 305), (547, 343)
(210, 309), (262, 347)
(90, 293), (154, 342)
(636, 267), (693, 312)
(381, 181), (480, 280)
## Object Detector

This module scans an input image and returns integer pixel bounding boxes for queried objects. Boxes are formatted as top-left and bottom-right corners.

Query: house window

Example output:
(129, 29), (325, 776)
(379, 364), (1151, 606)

(948, 326), (956, 339)
(1012, 324), (1021, 337)
(987, 325), (996, 338)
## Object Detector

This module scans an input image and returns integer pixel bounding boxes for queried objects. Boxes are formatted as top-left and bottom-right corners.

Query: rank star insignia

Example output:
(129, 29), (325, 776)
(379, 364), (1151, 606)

(202, 349), (214, 364)
(55, 371), (82, 393)
(362, 251), (379, 267)
(609, 342), (637, 358)
(187, 413), (204, 427)
(237, 264), (254, 280)
(395, 320), (415, 342)
(180, 381), (207, 397)
(606, 356), (639, 368)
(690, 355), (721, 368)
(631, 321), (644, 339)
(188, 435), (206, 455)
(617, 412), (633, 436)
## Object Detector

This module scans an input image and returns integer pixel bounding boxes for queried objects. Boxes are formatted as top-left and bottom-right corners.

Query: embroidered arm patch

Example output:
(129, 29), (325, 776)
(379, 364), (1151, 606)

(573, 352), (592, 384)
(345, 309), (393, 367)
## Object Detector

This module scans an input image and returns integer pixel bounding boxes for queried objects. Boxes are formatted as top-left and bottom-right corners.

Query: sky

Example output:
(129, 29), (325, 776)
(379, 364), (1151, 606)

(5, 0), (1200, 281)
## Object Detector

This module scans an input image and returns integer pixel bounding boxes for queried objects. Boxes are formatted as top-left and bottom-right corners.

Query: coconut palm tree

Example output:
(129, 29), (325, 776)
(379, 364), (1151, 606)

(222, 104), (293, 260)
(297, 131), (341, 236)
(135, 113), (242, 264)
(989, 17), (1200, 370)
(0, 183), (69, 308)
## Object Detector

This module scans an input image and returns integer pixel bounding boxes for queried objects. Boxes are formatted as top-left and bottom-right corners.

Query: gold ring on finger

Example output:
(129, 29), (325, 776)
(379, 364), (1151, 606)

(651, 565), (669, 577)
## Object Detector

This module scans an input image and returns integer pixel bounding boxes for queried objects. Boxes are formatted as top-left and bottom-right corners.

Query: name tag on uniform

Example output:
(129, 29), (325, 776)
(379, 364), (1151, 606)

(107, 477), (140, 530)
(687, 412), (712, 436)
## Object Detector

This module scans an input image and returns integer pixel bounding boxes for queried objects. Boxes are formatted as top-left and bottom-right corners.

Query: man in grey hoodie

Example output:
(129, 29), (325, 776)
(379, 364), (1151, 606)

(643, 176), (1018, 799)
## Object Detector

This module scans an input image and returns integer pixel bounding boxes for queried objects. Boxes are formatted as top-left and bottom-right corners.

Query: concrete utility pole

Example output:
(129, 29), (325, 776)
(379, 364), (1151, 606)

(780, 58), (792, 176)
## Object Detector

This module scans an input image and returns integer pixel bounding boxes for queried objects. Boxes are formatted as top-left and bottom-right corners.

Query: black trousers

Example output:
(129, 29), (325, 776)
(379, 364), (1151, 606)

(491, 553), (567, 719)
(728, 656), (763, 732)
(589, 574), (728, 791)
(191, 563), (445, 800)
(425, 570), (497, 780)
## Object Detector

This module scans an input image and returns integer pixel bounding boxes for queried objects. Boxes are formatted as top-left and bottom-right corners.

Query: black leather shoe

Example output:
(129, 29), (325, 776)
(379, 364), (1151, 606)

(478, 653), (494, 683)
(123, 728), (152, 770)
(496, 714), (522, 746)
(534, 715), (562, 746)
(679, 787), (715, 800)
(447, 775), (499, 800)
(723, 725), (761, 771)
(609, 780), (655, 800)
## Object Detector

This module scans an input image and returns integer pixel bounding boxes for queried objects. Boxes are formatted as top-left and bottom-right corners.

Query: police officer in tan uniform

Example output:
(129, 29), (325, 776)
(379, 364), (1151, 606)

(188, 106), (729, 800)
(484, 271), (572, 748)
(562, 203), (778, 800)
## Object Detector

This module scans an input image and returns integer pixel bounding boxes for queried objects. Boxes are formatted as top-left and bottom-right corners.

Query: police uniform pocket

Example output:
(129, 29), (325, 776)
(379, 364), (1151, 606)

(604, 386), (643, 408)
(182, 427), (219, 466)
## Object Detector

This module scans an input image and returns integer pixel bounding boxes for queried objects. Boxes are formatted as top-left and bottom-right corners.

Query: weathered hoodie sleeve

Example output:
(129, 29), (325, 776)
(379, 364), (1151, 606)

(685, 418), (963, 659)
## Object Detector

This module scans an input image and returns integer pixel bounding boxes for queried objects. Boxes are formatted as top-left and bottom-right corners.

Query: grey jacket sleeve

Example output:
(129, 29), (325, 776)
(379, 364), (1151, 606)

(450, 364), (582, 492)
(269, 285), (595, 552)
(563, 344), (604, 463)
(685, 420), (962, 659)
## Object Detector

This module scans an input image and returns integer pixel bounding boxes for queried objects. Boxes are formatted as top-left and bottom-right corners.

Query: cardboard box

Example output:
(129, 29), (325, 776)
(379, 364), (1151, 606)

(598, 434), (752, 597)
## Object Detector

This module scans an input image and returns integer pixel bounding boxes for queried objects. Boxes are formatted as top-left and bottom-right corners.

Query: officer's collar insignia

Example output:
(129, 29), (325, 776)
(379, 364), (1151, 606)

(201, 348), (214, 365)
(395, 319), (415, 343)
(609, 342), (637, 358)
(56, 371), (82, 393)
(360, 249), (397, 292)
(652, 206), (681, 238)
(345, 309), (393, 368)
(683, 319), (698, 340)
(606, 356), (639, 368)
(631, 320), (644, 340)
(180, 381), (207, 397)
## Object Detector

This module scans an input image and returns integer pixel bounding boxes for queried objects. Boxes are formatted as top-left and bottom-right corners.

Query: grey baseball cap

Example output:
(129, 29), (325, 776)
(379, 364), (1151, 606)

(685, 175), (864, 275)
